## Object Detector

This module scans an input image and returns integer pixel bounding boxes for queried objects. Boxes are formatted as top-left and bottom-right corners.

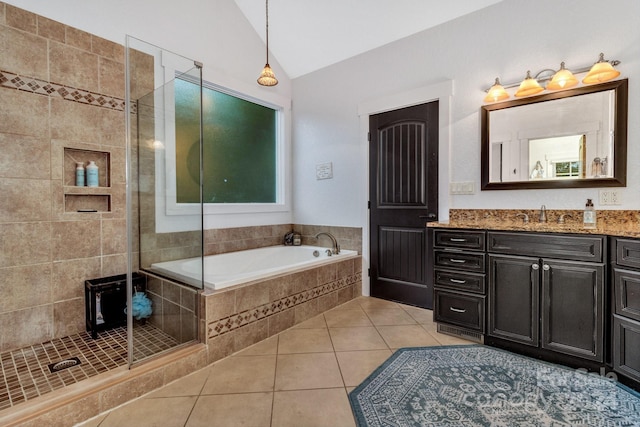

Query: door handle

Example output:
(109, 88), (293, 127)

(450, 307), (466, 313)
(449, 238), (467, 242)
(418, 213), (437, 219)
(450, 278), (466, 284)
(449, 259), (466, 263)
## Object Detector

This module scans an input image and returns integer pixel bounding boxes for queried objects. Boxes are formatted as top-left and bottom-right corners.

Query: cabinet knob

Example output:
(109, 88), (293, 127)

(543, 264), (550, 271)
(531, 264), (539, 270)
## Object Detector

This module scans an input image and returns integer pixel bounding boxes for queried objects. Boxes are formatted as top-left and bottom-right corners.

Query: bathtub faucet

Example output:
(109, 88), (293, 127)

(315, 232), (340, 255)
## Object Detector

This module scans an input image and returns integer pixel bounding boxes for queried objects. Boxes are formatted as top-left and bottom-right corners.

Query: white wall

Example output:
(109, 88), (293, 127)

(292, 0), (640, 230)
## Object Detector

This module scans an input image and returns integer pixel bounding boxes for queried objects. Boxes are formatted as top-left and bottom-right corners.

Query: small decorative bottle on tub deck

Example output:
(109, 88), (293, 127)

(75, 162), (85, 186)
(583, 198), (596, 229)
(86, 160), (99, 187)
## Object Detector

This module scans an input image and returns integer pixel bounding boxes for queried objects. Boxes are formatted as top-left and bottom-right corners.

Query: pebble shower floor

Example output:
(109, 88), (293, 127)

(0, 324), (178, 410)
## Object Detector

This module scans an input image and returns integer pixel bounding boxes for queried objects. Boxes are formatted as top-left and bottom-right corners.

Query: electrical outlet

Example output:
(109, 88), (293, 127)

(610, 190), (621, 205)
(599, 190), (622, 205)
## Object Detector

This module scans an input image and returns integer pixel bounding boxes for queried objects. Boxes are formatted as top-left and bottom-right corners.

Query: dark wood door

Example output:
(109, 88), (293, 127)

(541, 259), (604, 361)
(369, 102), (438, 308)
(488, 254), (540, 346)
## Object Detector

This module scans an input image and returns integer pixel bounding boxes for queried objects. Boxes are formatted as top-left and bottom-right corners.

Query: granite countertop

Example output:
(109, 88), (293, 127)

(428, 209), (640, 238)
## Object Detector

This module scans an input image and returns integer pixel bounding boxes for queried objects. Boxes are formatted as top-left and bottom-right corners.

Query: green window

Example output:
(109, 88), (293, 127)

(174, 78), (278, 203)
(555, 161), (580, 177)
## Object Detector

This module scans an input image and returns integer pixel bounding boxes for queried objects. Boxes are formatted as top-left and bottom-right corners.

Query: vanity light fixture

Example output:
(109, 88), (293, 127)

(514, 71), (544, 97)
(483, 78), (509, 103)
(546, 62), (578, 90)
(483, 52), (620, 103)
(583, 52), (620, 84)
(257, 0), (278, 86)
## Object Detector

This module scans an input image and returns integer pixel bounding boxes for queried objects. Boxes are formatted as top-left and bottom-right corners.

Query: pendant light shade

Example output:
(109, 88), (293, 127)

(546, 62), (578, 90)
(257, 0), (278, 86)
(484, 78), (509, 103)
(583, 53), (620, 85)
(515, 70), (544, 97)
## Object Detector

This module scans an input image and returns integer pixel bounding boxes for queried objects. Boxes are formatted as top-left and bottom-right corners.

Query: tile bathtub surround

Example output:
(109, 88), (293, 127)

(142, 272), (199, 345)
(438, 208), (640, 237)
(0, 2), (131, 352)
(203, 257), (362, 363)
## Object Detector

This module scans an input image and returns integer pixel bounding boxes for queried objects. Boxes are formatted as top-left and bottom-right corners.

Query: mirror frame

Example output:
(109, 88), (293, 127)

(481, 78), (628, 190)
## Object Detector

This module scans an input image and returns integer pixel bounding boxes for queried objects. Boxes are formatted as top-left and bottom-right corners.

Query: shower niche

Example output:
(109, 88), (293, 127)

(63, 146), (112, 213)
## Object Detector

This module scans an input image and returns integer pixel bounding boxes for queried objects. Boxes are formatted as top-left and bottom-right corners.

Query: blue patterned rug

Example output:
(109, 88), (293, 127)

(349, 345), (640, 426)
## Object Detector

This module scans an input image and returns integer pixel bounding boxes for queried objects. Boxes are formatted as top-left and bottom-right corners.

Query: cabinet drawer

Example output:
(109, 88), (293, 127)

(434, 290), (485, 332)
(487, 231), (604, 262)
(434, 229), (485, 250)
(616, 239), (640, 269)
(614, 268), (640, 321)
(434, 269), (485, 294)
(613, 315), (640, 383)
(434, 250), (485, 272)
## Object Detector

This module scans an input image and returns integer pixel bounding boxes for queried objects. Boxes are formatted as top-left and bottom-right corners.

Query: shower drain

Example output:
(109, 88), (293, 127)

(48, 357), (82, 373)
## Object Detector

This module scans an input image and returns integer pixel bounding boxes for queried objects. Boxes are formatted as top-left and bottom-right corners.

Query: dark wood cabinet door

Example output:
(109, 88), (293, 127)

(541, 259), (605, 362)
(488, 254), (539, 346)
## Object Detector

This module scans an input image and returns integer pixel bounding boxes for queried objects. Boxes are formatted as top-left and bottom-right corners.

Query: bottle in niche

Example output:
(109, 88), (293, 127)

(86, 161), (99, 187)
(75, 162), (85, 186)
(583, 198), (596, 229)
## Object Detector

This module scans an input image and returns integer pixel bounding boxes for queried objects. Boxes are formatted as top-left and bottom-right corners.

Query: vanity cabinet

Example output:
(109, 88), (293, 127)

(612, 238), (640, 383)
(487, 231), (605, 362)
(432, 229), (486, 340)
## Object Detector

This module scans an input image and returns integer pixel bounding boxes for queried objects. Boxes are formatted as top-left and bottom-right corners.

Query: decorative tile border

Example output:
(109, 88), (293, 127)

(0, 69), (128, 112)
(207, 272), (362, 339)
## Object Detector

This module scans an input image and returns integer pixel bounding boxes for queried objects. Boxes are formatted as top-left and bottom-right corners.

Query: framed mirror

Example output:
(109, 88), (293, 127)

(481, 79), (627, 190)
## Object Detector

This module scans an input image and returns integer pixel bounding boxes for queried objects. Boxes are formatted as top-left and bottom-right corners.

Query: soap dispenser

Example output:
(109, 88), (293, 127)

(86, 161), (99, 187)
(75, 162), (85, 186)
(583, 199), (596, 229)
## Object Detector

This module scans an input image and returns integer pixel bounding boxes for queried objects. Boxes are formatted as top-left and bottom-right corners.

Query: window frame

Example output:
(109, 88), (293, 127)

(153, 53), (291, 233)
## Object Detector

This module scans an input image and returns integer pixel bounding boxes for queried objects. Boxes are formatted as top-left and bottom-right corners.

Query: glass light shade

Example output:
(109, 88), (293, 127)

(484, 78), (509, 103)
(257, 64), (278, 86)
(515, 71), (543, 97)
(583, 54), (620, 84)
(547, 62), (578, 90)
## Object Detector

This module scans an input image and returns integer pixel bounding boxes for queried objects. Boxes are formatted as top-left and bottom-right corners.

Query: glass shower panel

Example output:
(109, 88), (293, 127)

(125, 36), (203, 365)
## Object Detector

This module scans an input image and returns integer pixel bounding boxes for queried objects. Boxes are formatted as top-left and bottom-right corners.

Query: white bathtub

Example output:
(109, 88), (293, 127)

(150, 245), (358, 290)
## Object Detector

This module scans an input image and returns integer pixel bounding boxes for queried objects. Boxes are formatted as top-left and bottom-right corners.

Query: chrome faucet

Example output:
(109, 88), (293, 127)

(315, 232), (340, 255)
(516, 213), (529, 223)
(539, 205), (547, 223)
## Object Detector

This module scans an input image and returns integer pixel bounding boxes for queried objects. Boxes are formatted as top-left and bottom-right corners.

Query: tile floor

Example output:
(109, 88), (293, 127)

(0, 323), (178, 411)
(77, 296), (474, 427)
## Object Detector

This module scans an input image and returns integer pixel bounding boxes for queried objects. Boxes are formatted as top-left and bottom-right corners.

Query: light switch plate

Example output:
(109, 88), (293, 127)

(449, 181), (475, 195)
(316, 162), (333, 180)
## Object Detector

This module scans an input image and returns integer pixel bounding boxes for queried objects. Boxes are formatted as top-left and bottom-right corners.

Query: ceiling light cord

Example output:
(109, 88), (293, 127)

(257, 0), (278, 86)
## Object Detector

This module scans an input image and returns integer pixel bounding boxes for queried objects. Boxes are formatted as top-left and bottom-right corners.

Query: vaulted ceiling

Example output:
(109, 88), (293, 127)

(234, 0), (505, 78)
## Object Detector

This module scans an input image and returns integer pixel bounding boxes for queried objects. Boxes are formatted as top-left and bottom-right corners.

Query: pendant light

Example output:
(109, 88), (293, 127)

(483, 78), (509, 103)
(582, 52), (620, 85)
(257, 0), (278, 86)
(515, 70), (544, 97)
(546, 62), (578, 91)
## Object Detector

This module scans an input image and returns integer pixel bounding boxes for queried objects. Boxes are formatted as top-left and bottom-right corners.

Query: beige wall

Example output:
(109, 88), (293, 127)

(0, 2), (128, 351)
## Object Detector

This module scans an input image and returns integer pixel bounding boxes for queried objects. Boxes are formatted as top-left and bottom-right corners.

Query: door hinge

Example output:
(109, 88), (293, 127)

(368, 200), (371, 209)
(368, 268), (371, 277)
(367, 132), (371, 142)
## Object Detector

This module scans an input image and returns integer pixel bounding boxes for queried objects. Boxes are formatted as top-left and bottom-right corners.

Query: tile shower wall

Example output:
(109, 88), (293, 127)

(0, 3), (129, 352)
